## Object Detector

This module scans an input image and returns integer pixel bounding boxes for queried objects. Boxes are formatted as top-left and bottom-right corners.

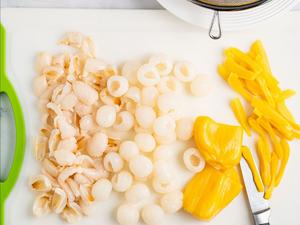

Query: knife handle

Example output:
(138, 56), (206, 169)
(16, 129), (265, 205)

(0, 23), (26, 225)
(253, 208), (271, 225)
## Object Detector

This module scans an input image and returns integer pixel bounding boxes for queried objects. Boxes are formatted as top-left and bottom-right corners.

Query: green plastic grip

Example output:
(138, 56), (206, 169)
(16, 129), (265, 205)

(0, 23), (26, 225)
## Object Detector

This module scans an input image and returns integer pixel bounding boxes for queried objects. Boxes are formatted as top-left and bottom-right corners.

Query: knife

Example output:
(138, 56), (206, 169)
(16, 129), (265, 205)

(240, 157), (271, 225)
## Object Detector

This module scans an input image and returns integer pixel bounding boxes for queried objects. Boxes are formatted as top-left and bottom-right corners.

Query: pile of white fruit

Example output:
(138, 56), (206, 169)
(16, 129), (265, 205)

(30, 32), (209, 224)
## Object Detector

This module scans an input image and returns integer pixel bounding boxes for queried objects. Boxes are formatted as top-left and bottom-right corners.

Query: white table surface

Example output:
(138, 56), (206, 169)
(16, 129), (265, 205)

(2, 0), (300, 10)
(1, 7), (300, 225)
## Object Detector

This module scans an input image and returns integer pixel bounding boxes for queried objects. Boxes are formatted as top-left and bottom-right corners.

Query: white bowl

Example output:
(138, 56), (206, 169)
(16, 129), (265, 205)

(156, 0), (299, 31)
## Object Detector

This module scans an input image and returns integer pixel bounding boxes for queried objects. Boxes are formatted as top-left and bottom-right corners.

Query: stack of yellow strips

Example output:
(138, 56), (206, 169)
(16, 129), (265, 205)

(218, 40), (300, 199)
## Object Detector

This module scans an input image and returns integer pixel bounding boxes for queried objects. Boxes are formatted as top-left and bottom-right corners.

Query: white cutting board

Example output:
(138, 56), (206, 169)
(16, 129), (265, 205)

(1, 8), (300, 225)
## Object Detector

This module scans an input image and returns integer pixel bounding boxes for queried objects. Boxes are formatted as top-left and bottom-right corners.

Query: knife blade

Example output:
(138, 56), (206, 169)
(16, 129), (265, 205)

(240, 157), (271, 225)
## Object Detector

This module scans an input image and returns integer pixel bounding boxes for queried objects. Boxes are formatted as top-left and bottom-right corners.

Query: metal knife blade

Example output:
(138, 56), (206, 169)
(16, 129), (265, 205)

(240, 157), (271, 225)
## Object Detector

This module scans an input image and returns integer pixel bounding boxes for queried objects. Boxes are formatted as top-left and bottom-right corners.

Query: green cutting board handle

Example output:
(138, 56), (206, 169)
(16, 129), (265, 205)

(0, 23), (26, 225)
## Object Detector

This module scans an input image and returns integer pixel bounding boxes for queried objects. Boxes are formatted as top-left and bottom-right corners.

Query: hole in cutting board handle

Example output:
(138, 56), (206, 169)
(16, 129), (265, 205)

(0, 92), (16, 182)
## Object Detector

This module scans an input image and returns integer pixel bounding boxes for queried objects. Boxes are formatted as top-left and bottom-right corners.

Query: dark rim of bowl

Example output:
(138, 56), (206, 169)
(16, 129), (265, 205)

(189, 0), (270, 11)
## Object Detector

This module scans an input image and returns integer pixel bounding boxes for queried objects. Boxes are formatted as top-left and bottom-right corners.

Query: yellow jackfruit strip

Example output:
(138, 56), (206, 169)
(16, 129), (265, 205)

(242, 146), (264, 192)
(248, 117), (266, 139)
(244, 79), (264, 97)
(256, 137), (271, 187)
(251, 97), (289, 127)
(230, 98), (251, 136)
(277, 102), (295, 122)
(218, 64), (229, 80)
(257, 118), (283, 159)
(263, 73), (281, 96)
(250, 40), (281, 94)
(251, 98), (294, 139)
(268, 120), (294, 141)
(252, 108), (263, 117)
(256, 77), (275, 107)
(275, 140), (290, 187)
(228, 73), (253, 102)
(250, 40), (272, 73)
(225, 48), (262, 73)
(224, 57), (258, 80)
(293, 129), (300, 138)
(264, 153), (279, 199)
(277, 89), (296, 102)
